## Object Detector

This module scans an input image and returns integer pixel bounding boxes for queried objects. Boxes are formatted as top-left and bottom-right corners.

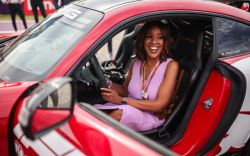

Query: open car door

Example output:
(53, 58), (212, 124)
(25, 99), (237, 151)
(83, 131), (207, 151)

(169, 17), (249, 155)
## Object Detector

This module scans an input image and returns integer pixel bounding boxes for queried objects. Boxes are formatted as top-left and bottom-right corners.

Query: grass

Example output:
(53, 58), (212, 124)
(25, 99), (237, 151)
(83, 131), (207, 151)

(0, 14), (43, 21)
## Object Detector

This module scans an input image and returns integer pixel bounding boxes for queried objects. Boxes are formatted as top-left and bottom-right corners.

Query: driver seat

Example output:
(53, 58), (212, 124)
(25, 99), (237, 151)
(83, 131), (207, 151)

(140, 25), (204, 141)
(115, 25), (142, 73)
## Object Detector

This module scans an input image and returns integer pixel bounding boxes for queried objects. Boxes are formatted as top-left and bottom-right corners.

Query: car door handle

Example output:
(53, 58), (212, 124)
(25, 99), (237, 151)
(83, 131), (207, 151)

(203, 98), (213, 110)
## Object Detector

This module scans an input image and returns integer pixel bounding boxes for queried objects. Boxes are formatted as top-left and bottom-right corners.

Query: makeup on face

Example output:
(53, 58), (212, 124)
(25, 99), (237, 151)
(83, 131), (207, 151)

(144, 26), (164, 60)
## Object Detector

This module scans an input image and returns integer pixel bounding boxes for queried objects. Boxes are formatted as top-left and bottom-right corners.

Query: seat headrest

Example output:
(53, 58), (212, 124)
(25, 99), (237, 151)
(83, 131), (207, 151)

(174, 25), (204, 71)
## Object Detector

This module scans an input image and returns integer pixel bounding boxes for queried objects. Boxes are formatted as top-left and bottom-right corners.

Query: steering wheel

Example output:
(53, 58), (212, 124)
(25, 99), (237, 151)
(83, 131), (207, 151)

(89, 56), (107, 88)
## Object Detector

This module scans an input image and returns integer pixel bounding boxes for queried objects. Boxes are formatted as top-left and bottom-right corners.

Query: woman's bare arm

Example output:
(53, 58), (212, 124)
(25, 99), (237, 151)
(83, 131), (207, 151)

(101, 60), (179, 112)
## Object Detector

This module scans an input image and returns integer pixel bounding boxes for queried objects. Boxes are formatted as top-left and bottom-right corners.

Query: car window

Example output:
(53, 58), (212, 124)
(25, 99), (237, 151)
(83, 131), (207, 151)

(96, 31), (125, 62)
(0, 5), (103, 82)
(217, 18), (250, 58)
(74, 28), (134, 104)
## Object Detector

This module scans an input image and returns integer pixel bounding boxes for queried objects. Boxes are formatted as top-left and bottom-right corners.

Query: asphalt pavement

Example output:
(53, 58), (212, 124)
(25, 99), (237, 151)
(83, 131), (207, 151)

(0, 19), (36, 33)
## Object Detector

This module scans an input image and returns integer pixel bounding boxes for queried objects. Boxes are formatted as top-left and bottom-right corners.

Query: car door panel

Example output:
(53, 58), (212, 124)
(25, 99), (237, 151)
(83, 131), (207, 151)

(66, 104), (170, 156)
(171, 68), (231, 155)
(12, 101), (170, 156)
(211, 55), (250, 155)
(199, 60), (246, 155)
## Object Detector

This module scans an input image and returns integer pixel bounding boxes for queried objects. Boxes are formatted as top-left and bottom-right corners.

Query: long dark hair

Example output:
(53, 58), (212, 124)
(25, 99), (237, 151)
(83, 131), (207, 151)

(135, 21), (174, 62)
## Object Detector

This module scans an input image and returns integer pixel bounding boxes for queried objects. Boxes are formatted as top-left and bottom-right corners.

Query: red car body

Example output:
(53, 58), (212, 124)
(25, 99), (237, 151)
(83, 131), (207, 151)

(1, 0), (250, 155)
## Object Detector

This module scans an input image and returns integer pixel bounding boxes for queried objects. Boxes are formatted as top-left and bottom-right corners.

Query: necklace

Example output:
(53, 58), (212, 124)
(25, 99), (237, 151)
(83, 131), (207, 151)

(141, 61), (160, 99)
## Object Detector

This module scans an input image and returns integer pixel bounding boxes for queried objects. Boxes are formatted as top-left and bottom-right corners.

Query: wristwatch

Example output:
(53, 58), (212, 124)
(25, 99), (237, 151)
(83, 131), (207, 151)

(121, 97), (127, 104)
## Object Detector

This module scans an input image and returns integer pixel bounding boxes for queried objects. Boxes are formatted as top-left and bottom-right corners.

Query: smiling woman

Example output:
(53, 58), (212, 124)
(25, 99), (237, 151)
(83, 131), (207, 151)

(1, 0), (250, 156)
(93, 21), (179, 131)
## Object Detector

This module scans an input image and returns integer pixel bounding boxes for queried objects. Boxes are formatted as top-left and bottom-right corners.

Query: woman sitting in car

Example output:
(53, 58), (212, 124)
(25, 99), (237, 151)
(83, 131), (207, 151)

(94, 21), (179, 131)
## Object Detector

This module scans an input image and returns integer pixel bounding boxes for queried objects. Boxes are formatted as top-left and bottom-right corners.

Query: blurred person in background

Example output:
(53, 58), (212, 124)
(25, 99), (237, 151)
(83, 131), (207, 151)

(53, 0), (59, 10)
(1, 0), (27, 31)
(30, 0), (47, 23)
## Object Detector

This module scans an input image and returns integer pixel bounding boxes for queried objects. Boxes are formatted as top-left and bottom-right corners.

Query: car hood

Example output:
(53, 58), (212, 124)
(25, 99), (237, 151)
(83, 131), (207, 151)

(0, 81), (38, 118)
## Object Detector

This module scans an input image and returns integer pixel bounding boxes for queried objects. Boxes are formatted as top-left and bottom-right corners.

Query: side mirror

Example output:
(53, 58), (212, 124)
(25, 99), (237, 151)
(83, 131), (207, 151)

(19, 77), (75, 140)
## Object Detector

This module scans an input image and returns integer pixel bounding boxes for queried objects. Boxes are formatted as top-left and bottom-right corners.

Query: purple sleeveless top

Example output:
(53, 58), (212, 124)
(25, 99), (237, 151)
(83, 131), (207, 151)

(94, 58), (172, 131)
(128, 58), (172, 100)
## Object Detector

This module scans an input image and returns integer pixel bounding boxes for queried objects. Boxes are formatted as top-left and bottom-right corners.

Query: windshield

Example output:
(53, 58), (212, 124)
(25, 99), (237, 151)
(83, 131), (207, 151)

(0, 5), (103, 82)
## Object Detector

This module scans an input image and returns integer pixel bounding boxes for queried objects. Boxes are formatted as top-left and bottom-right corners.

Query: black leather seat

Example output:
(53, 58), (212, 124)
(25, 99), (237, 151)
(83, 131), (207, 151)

(115, 25), (142, 73)
(141, 25), (204, 142)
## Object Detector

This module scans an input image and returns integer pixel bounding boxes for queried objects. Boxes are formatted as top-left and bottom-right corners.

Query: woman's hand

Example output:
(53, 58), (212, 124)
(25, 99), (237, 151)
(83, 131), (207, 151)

(101, 88), (122, 104)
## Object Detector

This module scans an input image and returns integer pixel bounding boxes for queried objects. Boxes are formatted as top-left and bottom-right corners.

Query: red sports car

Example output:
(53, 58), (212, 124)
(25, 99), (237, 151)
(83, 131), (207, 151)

(1, 0), (250, 155)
